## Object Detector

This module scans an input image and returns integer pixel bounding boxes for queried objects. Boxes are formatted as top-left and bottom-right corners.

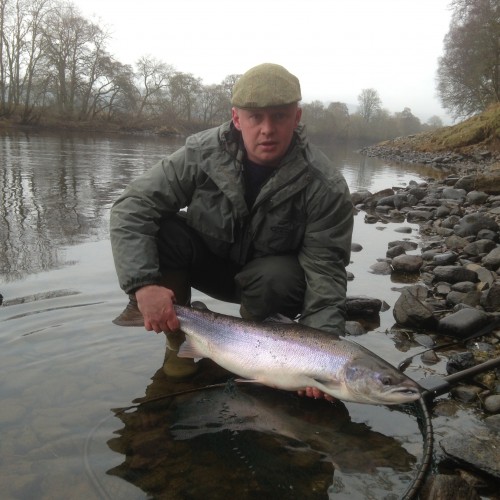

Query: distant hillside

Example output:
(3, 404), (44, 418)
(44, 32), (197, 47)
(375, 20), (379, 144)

(378, 103), (500, 155)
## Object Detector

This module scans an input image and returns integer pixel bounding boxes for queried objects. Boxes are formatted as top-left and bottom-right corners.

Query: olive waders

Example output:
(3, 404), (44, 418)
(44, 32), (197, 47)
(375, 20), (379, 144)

(112, 270), (198, 379)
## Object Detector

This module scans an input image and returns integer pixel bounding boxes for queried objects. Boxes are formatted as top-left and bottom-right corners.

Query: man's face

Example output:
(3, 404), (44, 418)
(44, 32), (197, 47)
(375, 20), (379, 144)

(232, 104), (302, 166)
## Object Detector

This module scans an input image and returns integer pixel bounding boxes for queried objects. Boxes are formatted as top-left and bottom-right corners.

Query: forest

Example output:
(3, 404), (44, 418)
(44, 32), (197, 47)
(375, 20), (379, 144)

(0, 0), (498, 142)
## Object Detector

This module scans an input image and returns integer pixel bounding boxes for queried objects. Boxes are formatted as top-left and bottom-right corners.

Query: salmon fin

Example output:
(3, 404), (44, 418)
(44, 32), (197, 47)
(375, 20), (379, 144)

(314, 378), (340, 387)
(177, 338), (204, 362)
(234, 378), (263, 385)
(191, 301), (209, 311)
(263, 313), (295, 324)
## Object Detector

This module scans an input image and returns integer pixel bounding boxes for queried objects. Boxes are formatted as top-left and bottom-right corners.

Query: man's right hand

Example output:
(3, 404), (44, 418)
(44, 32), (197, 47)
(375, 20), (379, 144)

(135, 285), (179, 333)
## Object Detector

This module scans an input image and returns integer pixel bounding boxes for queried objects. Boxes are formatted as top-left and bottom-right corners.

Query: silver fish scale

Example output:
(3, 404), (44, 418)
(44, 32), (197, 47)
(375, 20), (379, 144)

(175, 305), (356, 376)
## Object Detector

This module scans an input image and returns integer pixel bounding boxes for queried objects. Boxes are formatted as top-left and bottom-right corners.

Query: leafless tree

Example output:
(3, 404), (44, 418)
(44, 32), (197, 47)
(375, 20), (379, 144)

(437, 0), (500, 118)
(357, 88), (382, 122)
(134, 55), (173, 120)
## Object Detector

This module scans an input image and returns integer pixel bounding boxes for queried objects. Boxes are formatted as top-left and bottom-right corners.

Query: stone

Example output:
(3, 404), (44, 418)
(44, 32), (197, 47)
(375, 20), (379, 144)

(466, 190), (489, 204)
(451, 384), (483, 403)
(482, 247), (500, 269)
(442, 187), (467, 201)
(438, 308), (490, 338)
(420, 474), (481, 500)
(369, 261), (392, 275)
(483, 394), (500, 413)
(433, 252), (458, 265)
(454, 213), (499, 237)
(393, 286), (437, 328)
(345, 296), (382, 317)
(433, 265), (478, 284)
(440, 430), (500, 480)
(391, 254), (423, 273)
(484, 414), (500, 431)
(480, 282), (500, 311)
(463, 239), (497, 257)
(386, 245), (406, 259)
(345, 321), (366, 336)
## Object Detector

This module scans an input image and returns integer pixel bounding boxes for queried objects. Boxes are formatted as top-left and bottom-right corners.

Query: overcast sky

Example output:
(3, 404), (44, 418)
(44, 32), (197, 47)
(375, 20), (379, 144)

(74, 0), (453, 123)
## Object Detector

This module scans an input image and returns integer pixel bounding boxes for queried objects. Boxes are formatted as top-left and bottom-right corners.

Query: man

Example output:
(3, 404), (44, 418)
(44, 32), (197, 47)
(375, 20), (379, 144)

(110, 63), (353, 399)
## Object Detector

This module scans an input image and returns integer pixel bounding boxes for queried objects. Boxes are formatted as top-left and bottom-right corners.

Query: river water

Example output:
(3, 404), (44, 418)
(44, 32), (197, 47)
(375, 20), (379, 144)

(0, 129), (479, 499)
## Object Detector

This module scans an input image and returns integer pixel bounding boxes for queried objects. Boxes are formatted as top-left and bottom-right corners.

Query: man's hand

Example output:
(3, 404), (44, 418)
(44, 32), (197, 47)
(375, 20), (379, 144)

(298, 387), (336, 403)
(135, 285), (179, 333)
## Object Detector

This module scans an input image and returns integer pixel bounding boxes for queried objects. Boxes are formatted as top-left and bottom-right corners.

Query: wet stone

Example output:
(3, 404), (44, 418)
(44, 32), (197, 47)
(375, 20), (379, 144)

(433, 251), (458, 265)
(438, 308), (489, 338)
(453, 213), (499, 237)
(406, 210), (434, 222)
(477, 228), (498, 241)
(345, 321), (366, 336)
(463, 239), (497, 257)
(393, 287), (436, 328)
(480, 282), (500, 311)
(444, 234), (470, 250)
(467, 190), (490, 204)
(369, 261), (392, 275)
(483, 394), (500, 413)
(440, 430), (500, 480)
(482, 247), (500, 269)
(484, 414), (500, 431)
(388, 239), (418, 251)
(345, 296), (382, 317)
(421, 350), (440, 365)
(442, 187), (467, 201)
(451, 281), (476, 293)
(446, 351), (476, 373)
(466, 264), (495, 288)
(434, 282), (451, 295)
(386, 245), (406, 258)
(451, 384), (483, 403)
(394, 226), (412, 234)
(421, 474), (481, 500)
(446, 290), (481, 308)
(433, 265), (478, 284)
(391, 254), (423, 273)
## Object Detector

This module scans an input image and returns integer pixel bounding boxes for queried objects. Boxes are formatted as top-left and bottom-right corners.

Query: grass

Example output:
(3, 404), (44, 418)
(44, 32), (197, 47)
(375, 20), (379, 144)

(380, 103), (500, 154)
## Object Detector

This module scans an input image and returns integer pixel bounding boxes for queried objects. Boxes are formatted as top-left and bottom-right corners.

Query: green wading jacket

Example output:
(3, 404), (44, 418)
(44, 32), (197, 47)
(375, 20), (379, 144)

(110, 121), (354, 333)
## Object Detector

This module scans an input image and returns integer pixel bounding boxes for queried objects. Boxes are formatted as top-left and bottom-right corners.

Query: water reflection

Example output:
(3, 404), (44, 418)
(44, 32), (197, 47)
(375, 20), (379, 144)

(0, 130), (442, 283)
(106, 366), (419, 499)
(0, 130), (183, 281)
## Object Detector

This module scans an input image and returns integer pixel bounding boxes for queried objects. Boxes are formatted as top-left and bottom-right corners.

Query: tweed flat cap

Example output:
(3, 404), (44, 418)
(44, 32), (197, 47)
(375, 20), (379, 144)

(231, 63), (302, 108)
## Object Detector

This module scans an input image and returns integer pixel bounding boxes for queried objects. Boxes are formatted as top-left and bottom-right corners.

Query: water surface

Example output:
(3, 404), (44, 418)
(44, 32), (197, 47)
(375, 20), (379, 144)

(0, 130), (465, 499)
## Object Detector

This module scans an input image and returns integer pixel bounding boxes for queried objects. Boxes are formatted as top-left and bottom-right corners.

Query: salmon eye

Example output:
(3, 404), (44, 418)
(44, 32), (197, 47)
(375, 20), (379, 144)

(381, 376), (392, 386)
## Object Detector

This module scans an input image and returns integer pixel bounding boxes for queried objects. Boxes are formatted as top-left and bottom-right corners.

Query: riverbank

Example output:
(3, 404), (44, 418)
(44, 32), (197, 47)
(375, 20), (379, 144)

(354, 126), (500, 496)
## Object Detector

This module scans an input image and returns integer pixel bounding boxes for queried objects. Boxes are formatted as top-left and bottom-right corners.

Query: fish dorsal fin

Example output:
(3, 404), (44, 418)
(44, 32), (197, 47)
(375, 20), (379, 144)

(177, 338), (204, 362)
(263, 313), (295, 324)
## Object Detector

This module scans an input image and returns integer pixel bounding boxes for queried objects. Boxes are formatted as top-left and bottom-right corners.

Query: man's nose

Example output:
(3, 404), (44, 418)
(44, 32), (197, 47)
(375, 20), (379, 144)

(260, 116), (275, 134)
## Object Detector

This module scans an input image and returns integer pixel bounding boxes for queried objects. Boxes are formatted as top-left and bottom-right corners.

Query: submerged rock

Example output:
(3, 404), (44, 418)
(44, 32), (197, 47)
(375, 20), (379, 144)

(421, 474), (481, 500)
(440, 430), (500, 480)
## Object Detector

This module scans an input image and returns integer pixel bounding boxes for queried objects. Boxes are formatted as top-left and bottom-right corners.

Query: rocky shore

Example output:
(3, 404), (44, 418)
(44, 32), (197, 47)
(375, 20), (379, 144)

(348, 145), (500, 498)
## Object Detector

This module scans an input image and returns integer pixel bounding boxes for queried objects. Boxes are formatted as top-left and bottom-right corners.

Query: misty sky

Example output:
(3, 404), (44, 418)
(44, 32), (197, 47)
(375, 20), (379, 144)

(74, 0), (453, 122)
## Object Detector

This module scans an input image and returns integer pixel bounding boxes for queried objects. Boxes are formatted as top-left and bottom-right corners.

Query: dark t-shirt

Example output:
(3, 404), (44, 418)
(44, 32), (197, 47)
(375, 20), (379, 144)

(243, 159), (277, 208)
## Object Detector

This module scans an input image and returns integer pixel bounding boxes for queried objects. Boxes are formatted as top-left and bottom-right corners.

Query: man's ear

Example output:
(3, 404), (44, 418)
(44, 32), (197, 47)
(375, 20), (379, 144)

(232, 107), (242, 130)
(295, 106), (302, 127)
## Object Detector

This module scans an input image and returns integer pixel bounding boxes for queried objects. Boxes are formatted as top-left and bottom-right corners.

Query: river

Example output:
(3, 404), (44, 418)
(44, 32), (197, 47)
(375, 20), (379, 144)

(0, 129), (473, 499)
